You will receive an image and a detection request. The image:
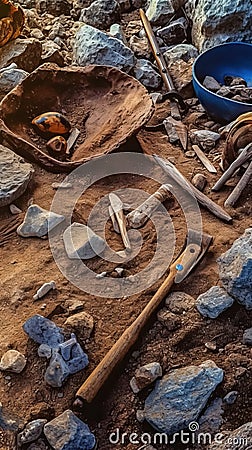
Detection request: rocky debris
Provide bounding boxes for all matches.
[192,173,207,191]
[157,309,181,330]
[17,205,65,238]
[80,0,120,29]
[208,422,252,449]
[35,0,72,16]
[198,397,224,434]
[0,350,27,373]
[164,43,198,64]
[157,17,188,45]
[130,362,162,393]
[187,0,252,51]
[73,24,135,73]
[17,419,47,446]
[243,328,252,346]
[27,439,49,450]
[189,129,220,152]
[0,38,42,72]
[23,314,65,348]
[45,333,89,387]
[63,222,106,260]
[143,360,224,434]
[223,391,238,405]
[66,300,85,314]
[164,116,181,144]
[146,0,178,26]
[64,311,94,340]
[196,286,234,319]
[205,341,217,352]
[44,410,96,450]
[168,58,194,98]
[129,35,152,59]
[218,228,252,310]
[41,41,65,66]
[0,145,33,208]
[109,24,127,44]
[0,64,28,95]
[165,291,195,314]
[133,59,161,89]
[33,281,56,301]
[203,76,221,93]
[0,402,19,431]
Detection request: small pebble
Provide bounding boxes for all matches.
[205,341,217,351]
[242,328,252,346]
[192,173,207,191]
[223,391,238,405]
[9,204,22,215]
[96,272,107,279]
[185,150,196,158]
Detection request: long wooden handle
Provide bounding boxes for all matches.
[76,263,177,403]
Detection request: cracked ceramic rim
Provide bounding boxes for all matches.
[49,152,202,298]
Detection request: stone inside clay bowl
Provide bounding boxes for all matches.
[0,63,153,172]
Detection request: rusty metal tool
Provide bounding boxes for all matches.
[109,193,131,252]
[139,8,188,151]
[73,229,212,409]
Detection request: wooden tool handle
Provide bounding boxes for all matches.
[212,143,252,191]
[224,160,252,207]
[76,263,178,403]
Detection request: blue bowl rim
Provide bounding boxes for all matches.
[192,42,252,108]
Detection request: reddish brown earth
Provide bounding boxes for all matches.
[0,100,251,450]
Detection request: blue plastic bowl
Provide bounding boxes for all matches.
[192,42,252,123]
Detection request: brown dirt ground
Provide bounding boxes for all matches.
[0,99,251,450]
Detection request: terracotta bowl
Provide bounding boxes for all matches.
[0,63,153,172]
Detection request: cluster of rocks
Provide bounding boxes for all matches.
[203,75,252,104]
[17,410,95,449]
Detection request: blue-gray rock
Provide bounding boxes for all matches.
[17,204,65,238]
[17,419,47,446]
[63,222,106,259]
[80,0,120,29]
[38,344,52,359]
[23,315,64,348]
[164,43,198,64]
[0,66,28,95]
[223,391,238,405]
[133,59,161,89]
[218,228,252,310]
[198,398,224,433]
[45,351,70,388]
[58,333,89,374]
[44,410,96,450]
[243,328,252,346]
[144,360,224,434]
[208,422,252,449]
[157,17,188,45]
[0,145,33,207]
[73,24,135,73]
[146,0,185,26]
[196,286,234,319]
[189,129,220,152]
[186,0,252,51]
[45,334,89,387]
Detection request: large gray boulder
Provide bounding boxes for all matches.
[186,0,252,51]
[44,410,96,450]
[73,24,135,73]
[143,360,223,434]
[80,0,120,29]
[146,0,186,26]
[218,228,252,310]
[0,145,33,207]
